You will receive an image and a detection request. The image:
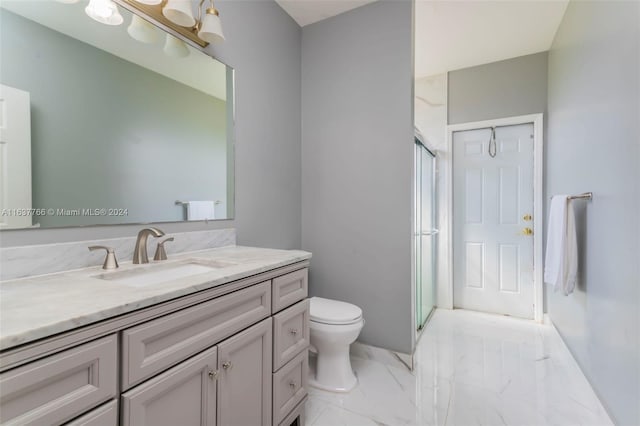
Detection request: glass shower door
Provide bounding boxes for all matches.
[415,140,437,330]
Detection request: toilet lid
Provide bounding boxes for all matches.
[310,297,363,325]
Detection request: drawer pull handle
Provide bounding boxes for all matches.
[208,370,219,380]
[289,329,299,336]
[289,380,297,389]
[222,361,233,370]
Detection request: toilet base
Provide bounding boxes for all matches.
[308,333,360,393]
[309,375,357,393]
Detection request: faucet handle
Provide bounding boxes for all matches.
[88,246,119,270]
[153,237,174,261]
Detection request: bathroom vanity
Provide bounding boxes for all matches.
[0,246,311,426]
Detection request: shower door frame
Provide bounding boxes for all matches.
[445,113,544,323]
[414,137,438,334]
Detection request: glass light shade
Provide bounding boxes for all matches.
[127,15,158,43]
[85,0,123,25]
[132,0,162,4]
[162,0,196,27]
[197,10,225,44]
[163,34,190,58]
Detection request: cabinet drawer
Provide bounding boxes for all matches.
[278,397,307,426]
[272,269,308,313]
[65,400,118,426]
[0,334,117,426]
[273,299,310,371]
[122,281,271,390]
[273,350,308,426]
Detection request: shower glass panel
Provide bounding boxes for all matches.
[415,139,437,330]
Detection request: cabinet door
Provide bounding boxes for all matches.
[217,318,272,426]
[121,346,217,426]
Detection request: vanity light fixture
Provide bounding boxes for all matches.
[85,0,124,25]
[125,0,224,46]
[197,0,225,44]
[127,14,159,43]
[163,33,190,58]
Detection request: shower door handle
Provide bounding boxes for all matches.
[421,229,439,236]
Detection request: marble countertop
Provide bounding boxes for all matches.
[0,246,311,350]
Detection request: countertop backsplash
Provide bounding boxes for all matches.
[0,228,236,281]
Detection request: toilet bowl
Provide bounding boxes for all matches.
[309,297,364,393]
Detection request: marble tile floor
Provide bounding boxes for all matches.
[305,309,613,426]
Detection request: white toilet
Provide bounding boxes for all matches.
[309,296,364,392]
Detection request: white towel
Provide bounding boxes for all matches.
[186,201,215,221]
[544,195,578,295]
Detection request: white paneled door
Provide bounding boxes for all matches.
[0,84,32,229]
[453,123,534,319]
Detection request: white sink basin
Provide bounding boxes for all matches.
[95,260,237,288]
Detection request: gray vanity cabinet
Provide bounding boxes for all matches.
[0,263,310,426]
[217,318,272,426]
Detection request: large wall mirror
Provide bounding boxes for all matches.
[0,0,235,230]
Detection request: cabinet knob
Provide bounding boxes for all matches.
[289,381,297,389]
[289,328,299,336]
[222,361,233,370]
[208,370,218,380]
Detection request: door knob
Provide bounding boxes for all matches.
[523,214,532,221]
[521,227,533,236]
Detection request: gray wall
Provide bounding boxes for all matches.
[0,0,302,249]
[546,1,639,424]
[1,11,227,227]
[301,1,414,354]
[448,52,548,124]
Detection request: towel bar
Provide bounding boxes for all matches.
[175,200,221,205]
[568,192,593,201]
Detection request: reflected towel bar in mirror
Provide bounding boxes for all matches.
[550,192,593,201]
[175,200,221,205]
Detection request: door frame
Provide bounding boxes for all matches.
[445,113,544,322]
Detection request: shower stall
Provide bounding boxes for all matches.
[414,135,437,331]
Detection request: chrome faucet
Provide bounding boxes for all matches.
[133,227,165,264]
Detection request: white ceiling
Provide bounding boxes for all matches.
[275,0,378,26]
[275,0,568,78]
[415,0,569,78]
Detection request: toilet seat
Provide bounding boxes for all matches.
[310,297,363,325]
